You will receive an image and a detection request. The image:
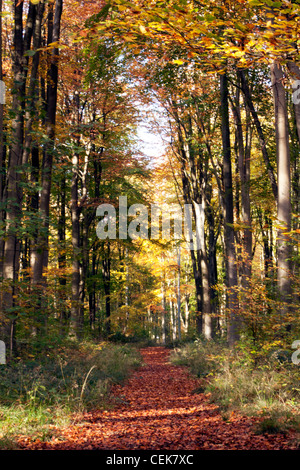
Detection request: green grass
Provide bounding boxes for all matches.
[169,338,224,378]
[0,341,142,449]
[170,339,300,439]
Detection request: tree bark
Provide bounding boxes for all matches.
[220,72,240,346]
[287,61,300,145]
[0,0,4,277]
[173,105,211,337]
[161,259,167,344]
[102,242,111,336]
[270,61,292,325]
[193,200,212,339]
[69,153,82,338]
[22,1,45,166]
[230,80,252,282]
[177,245,181,341]
[238,68,278,201]
[180,164,203,333]
[31,0,63,328]
[1,0,25,354]
[57,171,67,328]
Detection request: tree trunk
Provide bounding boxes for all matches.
[206,179,220,334]
[193,200,212,339]
[102,242,111,336]
[177,246,181,341]
[57,171,67,328]
[270,61,292,326]
[1,0,25,355]
[231,80,252,281]
[22,1,45,166]
[161,261,167,344]
[220,72,240,346]
[69,153,82,338]
[238,68,278,201]
[0,0,3,277]
[31,0,63,301]
[181,169,203,333]
[287,61,300,145]
[174,115,204,335]
[89,250,97,330]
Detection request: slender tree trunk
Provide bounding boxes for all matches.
[193,200,212,339]
[31,0,63,297]
[175,119,203,334]
[231,80,252,281]
[257,209,274,280]
[69,153,82,337]
[0,0,4,278]
[287,62,300,290]
[22,1,45,166]
[185,117,212,339]
[270,61,292,326]
[287,60,300,145]
[124,248,130,333]
[181,109,213,338]
[169,297,176,341]
[184,293,190,334]
[206,179,219,334]
[1,0,25,355]
[102,241,111,336]
[57,171,67,328]
[220,73,240,346]
[177,246,181,341]
[89,250,97,330]
[161,261,166,344]
[181,169,202,333]
[238,69,278,201]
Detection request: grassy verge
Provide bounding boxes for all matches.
[170,339,300,438]
[0,341,142,449]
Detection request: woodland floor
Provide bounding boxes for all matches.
[18,347,299,450]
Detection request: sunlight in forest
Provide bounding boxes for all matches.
[0,0,299,452]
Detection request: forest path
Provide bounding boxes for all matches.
[18,347,297,450]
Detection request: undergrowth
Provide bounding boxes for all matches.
[170,338,300,439]
[0,341,142,449]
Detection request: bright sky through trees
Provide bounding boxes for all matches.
[136,101,168,161]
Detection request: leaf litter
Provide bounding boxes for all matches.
[17,347,299,450]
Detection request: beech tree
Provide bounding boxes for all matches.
[92,0,299,343]
[0,0,299,355]
[30,0,63,334]
[271,61,292,323]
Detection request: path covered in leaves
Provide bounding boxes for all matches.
[19,347,298,450]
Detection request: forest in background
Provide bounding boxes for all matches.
[0,0,299,359]
[0,0,300,449]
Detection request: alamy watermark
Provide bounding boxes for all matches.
[0,80,5,105]
[292,80,300,105]
[292,340,300,365]
[96,197,201,250]
[0,341,6,365]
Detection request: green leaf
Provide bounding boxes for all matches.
[24,50,37,57]
[248,0,263,5]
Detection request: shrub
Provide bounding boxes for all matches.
[0,341,142,448]
[170,339,300,435]
[169,338,226,378]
